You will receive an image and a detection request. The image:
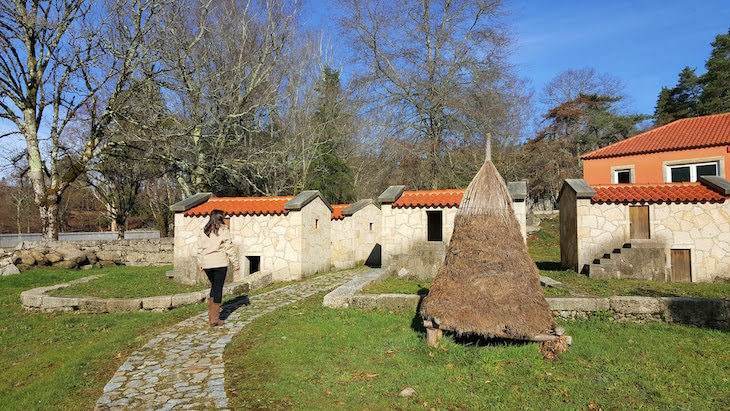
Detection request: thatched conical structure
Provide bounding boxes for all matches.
[420,151,557,341]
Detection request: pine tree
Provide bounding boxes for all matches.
[699,29,730,115]
[653,67,701,125]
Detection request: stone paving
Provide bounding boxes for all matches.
[95,268,363,411]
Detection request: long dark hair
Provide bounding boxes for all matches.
[203,209,226,237]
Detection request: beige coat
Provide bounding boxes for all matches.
[197,226,238,269]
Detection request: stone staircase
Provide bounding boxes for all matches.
[588,240,666,281]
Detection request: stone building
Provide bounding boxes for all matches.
[561,113,730,283]
[560,176,730,283]
[171,182,528,285]
[330,200,382,270]
[170,191,332,285]
[377,183,527,279]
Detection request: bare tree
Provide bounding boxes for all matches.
[144,0,302,198]
[338,0,519,189]
[0,0,164,239]
[538,67,626,111]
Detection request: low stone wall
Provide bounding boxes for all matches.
[548,296,730,329]
[20,271,273,313]
[7,238,174,271]
[324,270,730,329]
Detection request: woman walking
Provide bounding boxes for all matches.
[197,209,239,327]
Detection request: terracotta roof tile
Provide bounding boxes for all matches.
[183,196,294,217]
[392,189,465,208]
[582,112,730,160]
[591,183,727,204]
[331,204,351,221]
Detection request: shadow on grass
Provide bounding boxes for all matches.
[536,261,563,271]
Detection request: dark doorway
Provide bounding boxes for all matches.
[247,256,261,274]
[365,244,381,268]
[427,211,443,242]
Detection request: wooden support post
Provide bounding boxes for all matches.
[426,327,442,348]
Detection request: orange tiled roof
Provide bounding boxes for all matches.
[183,196,294,217]
[331,204,351,221]
[591,183,727,204]
[582,112,730,160]
[392,189,465,208]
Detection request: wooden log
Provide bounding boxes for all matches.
[426,327,442,348]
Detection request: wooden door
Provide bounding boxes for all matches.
[629,205,650,239]
[670,249,691,282]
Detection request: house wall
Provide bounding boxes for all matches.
[298,198,332,279]
[583,146,729,185]
[230,213,296,282]
[381,205,458,272]
[575,201,730,282]
[331,204,382,270]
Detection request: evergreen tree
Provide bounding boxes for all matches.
[653,67,701,125]
[699,29,730,115]
[305,67,357,204]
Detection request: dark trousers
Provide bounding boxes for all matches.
[204,266,227,304]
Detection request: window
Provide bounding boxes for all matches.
[369,222,373,231]
[615,169,631,184]
[667,161,719,182]
[247,256,260,274]
[611,166,634,184]
[427,211,443,242]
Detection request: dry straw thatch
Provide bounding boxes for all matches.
[420,157,557,341]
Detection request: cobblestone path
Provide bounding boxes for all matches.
[95,268,362,411]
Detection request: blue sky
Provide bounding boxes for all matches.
[506,0,730,116]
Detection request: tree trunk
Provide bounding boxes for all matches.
[39,202,60,241]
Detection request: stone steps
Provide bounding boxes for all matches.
[589,240,666,281]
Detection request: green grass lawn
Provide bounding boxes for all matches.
[0,268,205,411]
[46,265,203,298]
[225,293,730,410]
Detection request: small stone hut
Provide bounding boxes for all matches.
[378,182,527,279]
[330,200,382,270]
[171,191,332,285]
[559,176,730,282]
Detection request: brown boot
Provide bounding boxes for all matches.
[208,302,218,327]
[213,303,225,326]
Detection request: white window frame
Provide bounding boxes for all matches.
[610,165,635,184]
[666,161,720,183]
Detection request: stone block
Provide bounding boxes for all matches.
[96,250,122,263]
[107,298,142,312]
[45,252,63,263]
[125,252,145,262]
[350,294,377,310]
[43,296,78,309]
[84,251,98,264]
[376,294,421,311]
[546,297,610,312]
[20,290,43,307]
[30,250,49,265]
[1,264,20,276]
[224,282,250,296]
[610,296,665,315]
[78,298,108,314]
[171,292,204,307]
[53,260,78,269]
[97,260,117,268]
[244,271,273,292]
[662,297,727,326]
[142,295,173,310]
[19,252,36,266]
[56,245,88,264]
